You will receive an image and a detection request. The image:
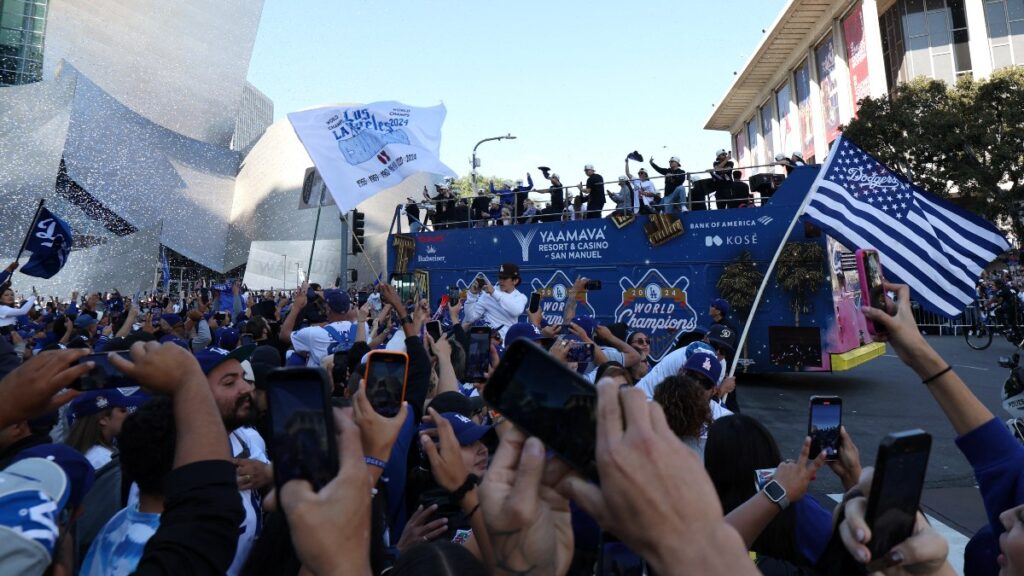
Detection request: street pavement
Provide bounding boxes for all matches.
[740,334,1018,574]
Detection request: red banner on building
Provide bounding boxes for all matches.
[795,61,815,161]
[816,36,841,144]
[844,3,871,116]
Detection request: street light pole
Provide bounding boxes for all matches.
[470,133,517,193]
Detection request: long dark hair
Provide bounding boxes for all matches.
[390,541,488,576]
[704,415,802,565]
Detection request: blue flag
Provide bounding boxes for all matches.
[21,207,73,279]
[802,135,1009,317]
[161,248,171,292]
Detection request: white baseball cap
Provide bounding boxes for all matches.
[584,164,594,170]
[775,153,787,162]
[669,156,680,164]
[618,175,628,182]
[549,173,560,180]
[716,149,728,156]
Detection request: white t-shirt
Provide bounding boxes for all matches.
[636,344,724,400]
[465,289,528,341]
[291,321,370,367]
[84,445,114,470]
[228,427,270,576]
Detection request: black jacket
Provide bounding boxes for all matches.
[133,460,244,576]
[649,160,686,197]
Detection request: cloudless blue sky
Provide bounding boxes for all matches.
[248,0,787,188]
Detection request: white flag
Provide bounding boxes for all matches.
[287,102,457,212]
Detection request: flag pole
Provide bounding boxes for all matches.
[15,198,46,262]
[307,188,325,278]
[727,138,843,380]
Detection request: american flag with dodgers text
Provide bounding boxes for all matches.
[801,135,1009,318]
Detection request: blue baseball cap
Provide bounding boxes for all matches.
[682,341,716,359]
[419,412,495,447]
[570,315,597,339]
[73,315,97,329]
[67,387,150,426]
[324,289,351,314]
[158,334,190,350]
[0,458,68,573]
[160,313,183,327]
[194,345,256,375]
[504,322,544,345]
[12,444,95,513]
[682,351,722,388]
[711,298,731,315]
[215,327,240,350]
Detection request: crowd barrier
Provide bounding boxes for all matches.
[912,302,981,336]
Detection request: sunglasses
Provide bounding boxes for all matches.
[498,275,514,280]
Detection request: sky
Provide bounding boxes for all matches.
[247,0,787,188]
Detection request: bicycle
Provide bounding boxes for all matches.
[964,304,1023,350]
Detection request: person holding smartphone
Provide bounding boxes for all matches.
[463,264,527,342]
[864,282,1024,575]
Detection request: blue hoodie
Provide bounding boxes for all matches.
[955,418,1024,575]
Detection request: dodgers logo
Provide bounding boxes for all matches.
[530,271,596,327]
[615,270,698,362]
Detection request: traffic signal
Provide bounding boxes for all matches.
[351,210,365,254]
[348,269,358,283]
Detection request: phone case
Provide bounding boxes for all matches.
[855,248,885,336]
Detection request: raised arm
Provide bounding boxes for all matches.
[862,282,992,435]
[649,158,668,175]
[279,281,309,346]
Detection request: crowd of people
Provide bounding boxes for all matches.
[976,266,1024,343]
[402,150,809,231]
[1,253,1023,576]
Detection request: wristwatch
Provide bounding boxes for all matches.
[762,480,790,510]
[401,314,413,325]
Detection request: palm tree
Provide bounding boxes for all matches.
[775,242,826,326]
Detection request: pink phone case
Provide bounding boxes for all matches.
[855,248,886,335]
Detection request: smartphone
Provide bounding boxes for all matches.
[856,249,888,335]
[483,339,599,482]
[422,320,441,342]
[240,333,255,346]
[363,350,409,417]
[584,279,603,290]
[528,292,541,314]
[358,292,369,306]
[75,352,135,390]
[266,367,338,493]
[808,396,842,461]
[864,429,932,570]
[448,287,463,302]
[466,326,493,383]
[566,341,595,365]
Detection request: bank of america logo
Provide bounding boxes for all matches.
[511,228,538,262]
[757,216,773,225]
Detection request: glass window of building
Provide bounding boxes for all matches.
[880,0,971,86]
[746,119,760,167]
[0,0,49,86]
[794,60,815,162]
[760,102,775,163]
[984,0,1024,68]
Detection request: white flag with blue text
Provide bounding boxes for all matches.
[288,102,457,212]
[802,135,1008,318]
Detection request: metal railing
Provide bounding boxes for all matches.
[912,302,983,336]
